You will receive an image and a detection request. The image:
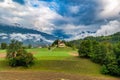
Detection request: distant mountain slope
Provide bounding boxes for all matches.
[0,24,58,46]
[84,32,120,43]
[68,32,120,48]
[0,24,57,40]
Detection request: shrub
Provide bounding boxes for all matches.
[101,65,109,74]
[6,40,34,67]
[1,42,7,49]
[28,44,32,49]
[106,62,120,76]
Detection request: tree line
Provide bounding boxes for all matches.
[68,32,120,48]
[78,40,120,76]
[66,32,120,76]
[0,42,32,50]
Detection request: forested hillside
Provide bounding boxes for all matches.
[67,32,120,76]
[67,32,120,48]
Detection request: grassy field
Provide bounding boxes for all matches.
[0,47,101,76]
[0,47,118,80]
[27,47,74,60]
[0,50,6,53]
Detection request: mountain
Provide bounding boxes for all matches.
[84,32,120,43]
[0,24,58,46]
[67,32,120,48]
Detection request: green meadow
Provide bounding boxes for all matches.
[0,47,103,77]
[0,50,6,53]
[28,48,102,76]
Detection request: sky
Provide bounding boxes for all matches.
[0,0,120,40]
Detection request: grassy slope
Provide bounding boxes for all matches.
[0,50,6,53]
[0,47,102,76]
[27,47,73,60]
[27,48,101,76]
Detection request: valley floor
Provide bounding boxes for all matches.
[0,48,119,80]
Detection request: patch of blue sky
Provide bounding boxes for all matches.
[12,0,25,5]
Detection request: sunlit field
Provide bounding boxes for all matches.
[0,47,119,80]
[0,48,101,75]
[0,47,101,76]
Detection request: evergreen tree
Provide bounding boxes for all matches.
[78,40,92,58]
[1,42,7,49]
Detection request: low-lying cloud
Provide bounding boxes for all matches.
[0,33,53,43]
[96,20,120,36]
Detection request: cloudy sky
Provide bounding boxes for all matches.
[0,0,120,40]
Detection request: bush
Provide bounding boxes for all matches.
[101,65,109,74]
[6,40,34,67]
[1,42,7,49]
[106,62,120,76]
[28,44,32,49]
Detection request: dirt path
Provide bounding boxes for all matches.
[0,53,6,58]
[0,71,119,80]
[69,52,79,57]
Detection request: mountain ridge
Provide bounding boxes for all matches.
[0,24,58,46]
[67,32,120,48]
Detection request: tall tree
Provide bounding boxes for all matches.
[78,40,92,58]
[1,42,7,49]
[6,40,34,67]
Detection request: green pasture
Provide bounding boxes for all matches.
[27,47,75,60]
[0,47,105,76]
[0,50,6,53]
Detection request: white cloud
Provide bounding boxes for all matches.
[65,32,95,41]
[98,0,120,19]
[61,24,97,35]
[69,6,80,14]
[0,0,62,34]
[59,24,97,40]
[0,0,120,41]
[64,20,120,40]
[96,20,120,36]
[10,33,27,41]
[0,33,8,39]
[1,36,8,39]
[0,33,7,36]
[9,33,53,43]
